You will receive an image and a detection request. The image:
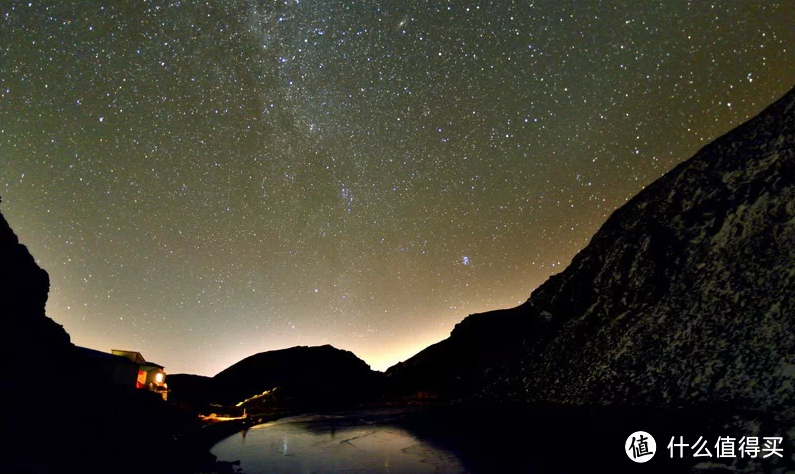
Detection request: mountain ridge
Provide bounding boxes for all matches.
[386,85,795,413]
[169,343,382,407]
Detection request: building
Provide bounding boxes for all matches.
[112,350,168,400]
[73,347,168,400]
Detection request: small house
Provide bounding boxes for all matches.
[112,349,168,399]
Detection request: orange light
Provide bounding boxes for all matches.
[199,413,248,422]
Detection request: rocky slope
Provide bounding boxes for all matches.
[0,197,73,380]
[384,306,537,397]
[170,344,383,407]
[386,85,795,413]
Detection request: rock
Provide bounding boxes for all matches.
[386,86,795,414]
[0,197,72,387]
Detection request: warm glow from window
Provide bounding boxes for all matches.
[155,372,164,384]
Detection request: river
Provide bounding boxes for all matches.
[210,404,777,473]
[212,410,467,473]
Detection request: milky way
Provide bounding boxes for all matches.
[1,1,792,375]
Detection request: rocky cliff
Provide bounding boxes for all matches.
[0,200,238,474]
[0,198,72,386]
[387,86,795,413]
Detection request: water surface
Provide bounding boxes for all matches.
[211,404,758,473]
[211,410,469,473]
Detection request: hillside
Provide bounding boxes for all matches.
[386,86,795,415]
[170,344,382,408]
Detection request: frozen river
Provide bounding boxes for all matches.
[210,404,745,473]
[211,410,469,473]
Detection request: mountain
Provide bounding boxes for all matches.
[386,85,795,413]
[0,201,239,474]
[0,197,73,381]
[169,344,382,408]
[383,307,540,398]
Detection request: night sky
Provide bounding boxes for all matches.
[1,1,792,376]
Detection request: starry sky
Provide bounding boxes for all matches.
[1,1,792,376]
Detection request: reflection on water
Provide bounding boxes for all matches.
[211,410,469,474]
[211,404,751,473]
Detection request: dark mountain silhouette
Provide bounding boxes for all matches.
[169,344,382,408]
[383,308,540,398]
[0,198,72,380]
[0,200,237,474]
[167,373,220,406]
[386,86,795,415]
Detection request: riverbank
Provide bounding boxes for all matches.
[180,410,292,453]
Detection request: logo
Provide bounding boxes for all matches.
[626,431,656,463]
